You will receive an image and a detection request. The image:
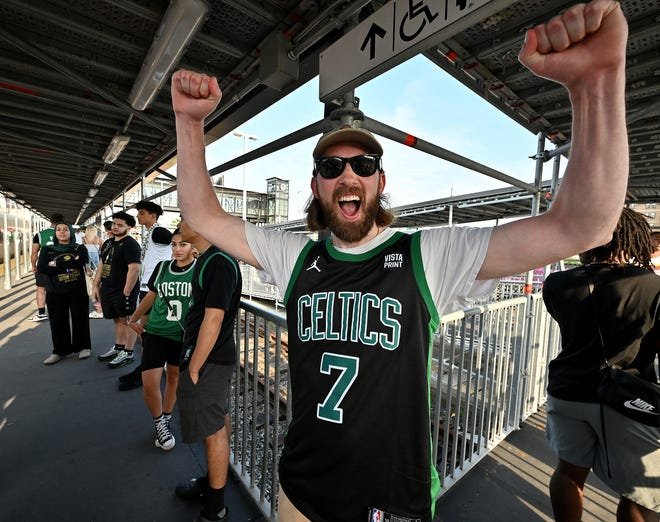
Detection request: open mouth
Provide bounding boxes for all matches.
[338,194,361,219]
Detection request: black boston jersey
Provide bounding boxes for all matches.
[281,231,440,522]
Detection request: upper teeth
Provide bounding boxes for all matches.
[339,195,360,202]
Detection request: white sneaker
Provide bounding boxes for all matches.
[29,313,48,322]
[43,354,63,365]
[97,347,120,361]
[88,310,104,319]
[78,349,92,360]
[155,417,175,451]
[107,349,134,368]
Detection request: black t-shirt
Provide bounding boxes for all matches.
[100,238,113,262]
[151,226,172,246]
[543,263,660,402]
[99,235,141,293]
[36,244,88,294]
[183,246,242,365]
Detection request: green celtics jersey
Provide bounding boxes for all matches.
[37,228,55,247]
[145,259,196,341]
[281,232,440,522]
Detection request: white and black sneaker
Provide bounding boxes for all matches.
[97,346,120,361]
[107,350,134,368]
[155,417,175,451]
[29,313,48,322]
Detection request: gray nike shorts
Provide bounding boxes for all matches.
[546,395,660,512]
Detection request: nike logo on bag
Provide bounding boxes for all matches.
[623,399,658,414]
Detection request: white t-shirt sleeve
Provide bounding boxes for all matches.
[420,226,497,316]
[244,223,309,292]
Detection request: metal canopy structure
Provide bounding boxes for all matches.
[0,0,658,224]
[267,181,554,231]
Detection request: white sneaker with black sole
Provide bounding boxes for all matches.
[155,417,175,451]
[97,347,120,361]
[107,349,134,368]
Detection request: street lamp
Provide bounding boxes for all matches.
[233,130,258,220]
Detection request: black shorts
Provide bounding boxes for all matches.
[177,363,233,443]
[100,289,138,319]
[140,332,182,371]
[34,272,49,288]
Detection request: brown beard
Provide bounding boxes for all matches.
[319,186,382,243]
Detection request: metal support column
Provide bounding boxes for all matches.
[518,131,547,425]
[14,207,21,279]
[3,196,11,290]
[523,133,546,292]
[23,207,30,273]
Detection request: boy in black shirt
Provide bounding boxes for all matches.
[93,211,141,368]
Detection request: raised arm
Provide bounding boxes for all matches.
[478,0,628,280]
[171,70,261,268]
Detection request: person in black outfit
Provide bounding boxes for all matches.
[543,208,660,522]
[174,219,242,522]
[93,211,142,368]
[38,221,91,364]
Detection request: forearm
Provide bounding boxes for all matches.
[481,72,628,280]
[549,67,628,250]
[172,70,260,267]
[129,292,156,322]
[93,262,103,287]
[123,265,140,295]
[175,117,222,233]
[188,309,223,373]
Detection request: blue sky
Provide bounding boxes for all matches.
[198,54,558,220]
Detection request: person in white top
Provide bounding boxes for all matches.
[135,201,173,294]
[171,1,630,519]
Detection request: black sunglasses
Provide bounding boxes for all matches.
[314,154,382,179]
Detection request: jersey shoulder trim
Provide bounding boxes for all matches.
[283,239,316,306]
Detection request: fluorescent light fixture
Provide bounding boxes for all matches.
[128,0,210,110]
[103,135,130,164]
[93,170,108,186]
[88,187,99,197]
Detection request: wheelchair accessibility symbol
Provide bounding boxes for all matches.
[399,0,439,42]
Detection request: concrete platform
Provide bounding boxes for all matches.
[0,275,619,521]
[0,276,262,522]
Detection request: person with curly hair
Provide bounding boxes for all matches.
[543,207,660,521]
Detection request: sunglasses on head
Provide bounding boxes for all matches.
[313,154,382,179]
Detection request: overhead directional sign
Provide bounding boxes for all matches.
[319,0,515,102]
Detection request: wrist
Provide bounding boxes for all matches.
[174,113,206,128]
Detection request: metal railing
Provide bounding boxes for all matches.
[228,293,561,520]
